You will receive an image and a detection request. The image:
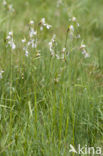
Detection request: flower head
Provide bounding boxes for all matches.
[6,32,16,50]
[0,70,4,79]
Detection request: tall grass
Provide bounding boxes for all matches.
[0,0,103,155]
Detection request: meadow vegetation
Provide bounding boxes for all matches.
[0,0,103,155]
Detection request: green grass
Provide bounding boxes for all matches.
[0,0,103,155]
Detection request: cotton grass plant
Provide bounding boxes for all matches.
[0,0,103,155]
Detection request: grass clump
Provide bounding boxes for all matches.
[0,0,103,155]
